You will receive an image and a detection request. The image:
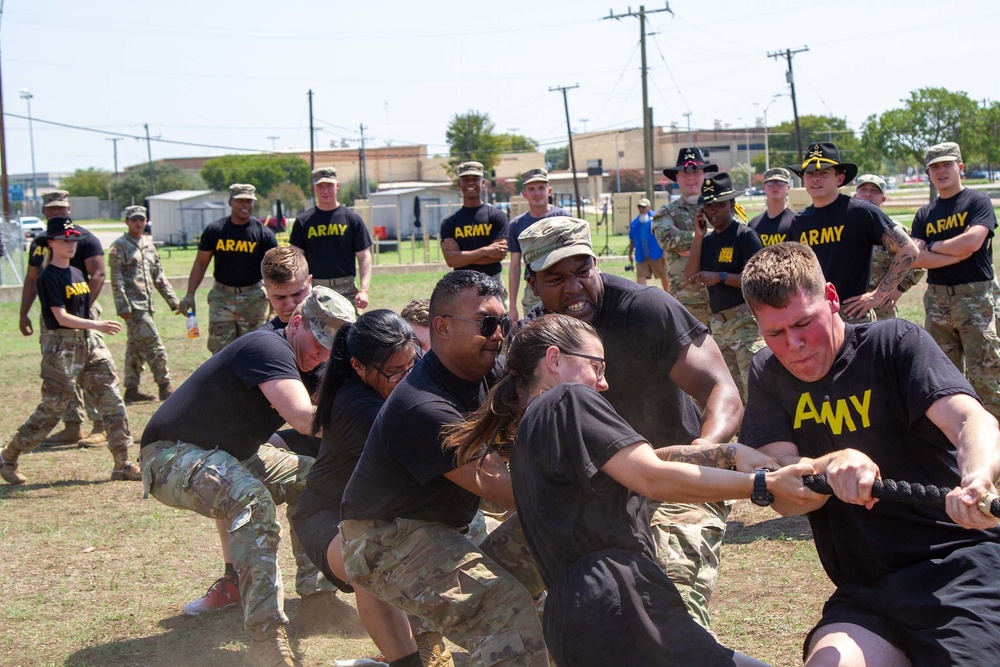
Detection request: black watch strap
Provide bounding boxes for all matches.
[751,468,775,506]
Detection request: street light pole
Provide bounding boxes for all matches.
[19,88,37,207]
[754,93,784,173]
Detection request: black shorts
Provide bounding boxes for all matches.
[544,548,736,667]
[806,542,1000,666]
[291,488,353,593]
[273,428,320,458]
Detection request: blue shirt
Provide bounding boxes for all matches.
[629,215,663,262]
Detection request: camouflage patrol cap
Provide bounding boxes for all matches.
[457,161,485,179]
[519,216,595,272]
[855,174,886,194]
[43,190,70,208]
[300,286,356,349]
[229,184,257,200]
[312,167,338,185]
[124,205,147,220]
[763,167,792,184]
[924,142,962,171]
[521,167,549,185]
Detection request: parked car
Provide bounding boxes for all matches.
[744,188,765,197]
[20,216,45,239]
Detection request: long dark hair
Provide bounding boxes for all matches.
[312,309,420,435]
[443,313,599,464]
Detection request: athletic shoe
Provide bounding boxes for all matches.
[183,574,240,616]
[245,623,300,667]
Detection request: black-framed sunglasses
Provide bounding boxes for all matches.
[371,355,421,384]
[559,350,606,381]
[442,314,512,338]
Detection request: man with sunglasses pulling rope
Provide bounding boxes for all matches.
[340,270,550,666]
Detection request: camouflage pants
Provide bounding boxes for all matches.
[9,330,131,457]
[123,310,171,390]
[39,326,101,425]
[647,500,730,632]
[207,286,269,355]
[141,441,322,630]
[924,286,1000,418]
[665,254,711,326]
[341,513,550,666]
[710,306,767,404]
[520,281,540,315]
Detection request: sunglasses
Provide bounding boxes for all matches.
[442,314,512,338]
[559,350,606,381]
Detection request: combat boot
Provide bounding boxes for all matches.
[42,421,83,446]
[245,624,300,667]
[158,383,174,401]
[0,447,26,485]
[110,450,142,482]
[415,630,454,667]
[124,387,156,404]
[78,421,108,448]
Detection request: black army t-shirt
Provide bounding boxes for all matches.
[699,221,763,313]
[29,226,103,274]
[440,205,509,276]
[37,265,91,330]
[789,194,893,300]
[512,383,650,587]
[340,350,486,528]
[289,206,372,279]
[749,208,795,246]
[198,217,277,287]
[741,320,999,586]
[305,375,385,512]
[142,328,303,460]
[911,188,996,286]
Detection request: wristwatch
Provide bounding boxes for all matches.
[751,468,774,506]
[719,272,728,283]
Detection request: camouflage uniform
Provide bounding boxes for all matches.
[207,285,269,355]
[141,441,314,631]
[7,330,131,459]
[924,285,1000,418]
[868,242,926,321]
[709,304,766,404]
[652,198,711,325]
[341,513,549,667]
[108,233,181,391]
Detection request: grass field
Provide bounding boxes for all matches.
[0,220,995,666]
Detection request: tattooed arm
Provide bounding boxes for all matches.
[653,441,778,473]
[842,225,919,317]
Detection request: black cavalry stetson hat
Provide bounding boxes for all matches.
[788,142,858,183]
[36,216,90,247]
[696,173,741,205]
[663,147,719,181]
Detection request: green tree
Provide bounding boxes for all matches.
[339,178,379,207]
[201,154,311,197]
[259,182,307,220]
[496,133,539,154]
[110,163,205,206]
[445,111,503,177]
[970,100,1000,177]
[63,167,114,199]
[545,146,569,171]
[607,169,645,193]
[492,178,516,200]
[764,115,860,172]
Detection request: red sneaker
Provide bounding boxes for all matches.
[183,575,240,616]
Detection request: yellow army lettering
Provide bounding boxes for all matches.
[306,224,349,238]
[717,247,734,263]
[32,245,46,258]
[454,223,493,239]
[925,211,968,237]
[760,233,786,246]
[793,390,871,435]
[798,225,845,246]
[65,281,91,299]
[215,239,259,253]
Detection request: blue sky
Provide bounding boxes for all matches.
[4,0,997,173]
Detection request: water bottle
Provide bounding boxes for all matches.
[185,309,200,338]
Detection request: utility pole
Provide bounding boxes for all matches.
[359,123,368,198]
[0,52,11,222]
[768,46,809,163]
[144,123,155,197]
[385,102,393,189]
[604,3,672,200]
[106,137,122,175]
[267,135,279,151]
[683,111,692,148]
[307,89,316,171]
[549,84,583,219]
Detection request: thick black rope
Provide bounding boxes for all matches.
[802,474,1000,518]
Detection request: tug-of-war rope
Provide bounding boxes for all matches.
[801,474,1000,520]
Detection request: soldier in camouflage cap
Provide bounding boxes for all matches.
[108,205,182,404]
[513,213,751,632]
